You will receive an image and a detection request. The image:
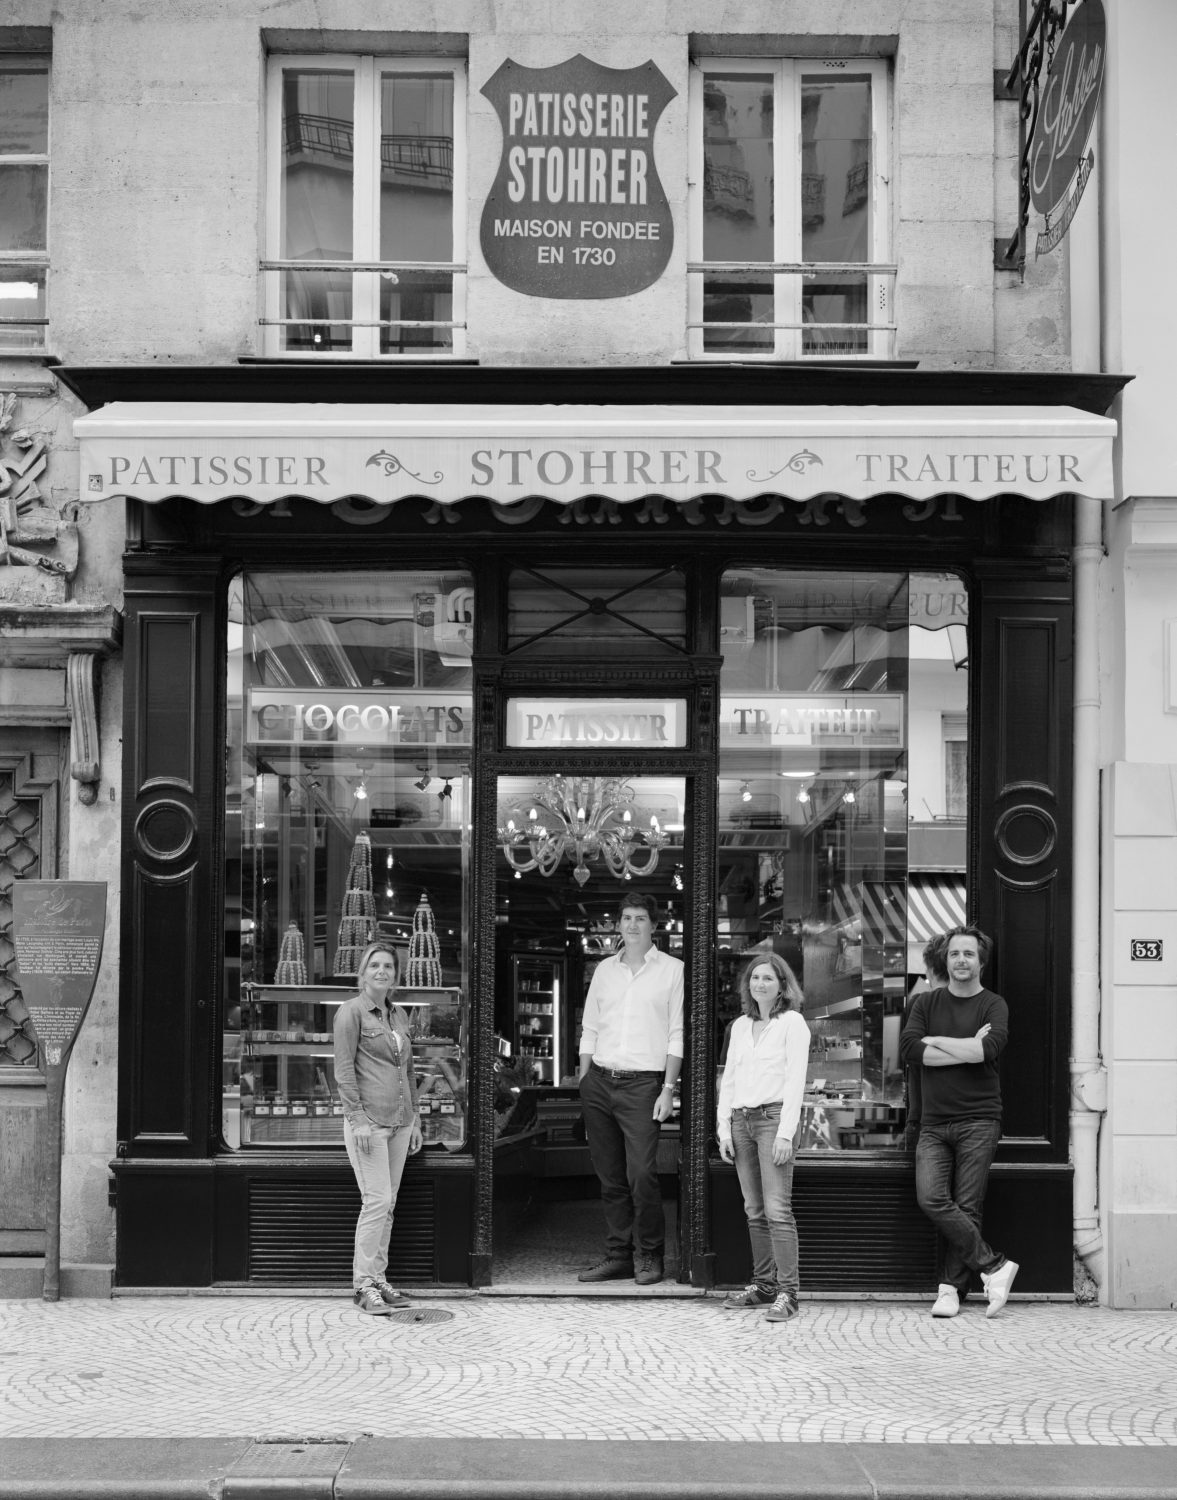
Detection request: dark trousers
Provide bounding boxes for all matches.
[915,1116,1004,1295]
[578,1065,664,1259]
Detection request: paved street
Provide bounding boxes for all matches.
[3,1293,1176,1446]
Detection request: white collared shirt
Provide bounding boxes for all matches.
[578,945,684,1072]
[717,1010,811,1143]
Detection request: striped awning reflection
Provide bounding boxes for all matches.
[829,876,964,946]
[907,874,966,944]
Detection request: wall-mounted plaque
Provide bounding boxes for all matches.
[480,54,676,299]
[13,881,106,1070]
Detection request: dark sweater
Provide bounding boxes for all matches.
[898,987,1008,1127]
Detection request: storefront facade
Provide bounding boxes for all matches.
[60,365,1117,1292]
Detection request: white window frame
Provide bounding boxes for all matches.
[687,57,892,362]
[0,54,50,355]
[262,54,467,360]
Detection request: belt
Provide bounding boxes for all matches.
[591,1061,662,1081]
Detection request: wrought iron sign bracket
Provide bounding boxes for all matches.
[999,0,1079,279]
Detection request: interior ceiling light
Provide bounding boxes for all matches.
[843,785,857,804]
[796,785,811,804]
[414,773,431,792]
[740,782,753,803]
[498,775,666,886]
[438,778,453,801]
[353,776,368,801]
[780,769,817,779]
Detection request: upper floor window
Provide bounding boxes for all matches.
[0,56,49,353]
[688,58,891,361]
[263,55,466,359]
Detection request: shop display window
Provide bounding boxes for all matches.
[222,570,473,1151]
[716,568,969,1152]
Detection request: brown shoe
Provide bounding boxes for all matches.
[634,1252,664,1286]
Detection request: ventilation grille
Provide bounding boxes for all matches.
[793,1173,938,1291]
[248,1175,438,1283]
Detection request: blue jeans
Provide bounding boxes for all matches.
[343,1119,413,1289]
[731,1104,799,1298]
[579,1065,665,1259]
[914,1116,1004,1295]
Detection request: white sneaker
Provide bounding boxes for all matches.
[931,1283,960,1318]
[982,1258,1019,1318]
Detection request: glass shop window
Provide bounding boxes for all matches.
[222,570,474,1152]
[716,568,969,1153]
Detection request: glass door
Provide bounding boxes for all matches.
[490,772,687,1286]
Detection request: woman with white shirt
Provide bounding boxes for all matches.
[717,952,811,1323]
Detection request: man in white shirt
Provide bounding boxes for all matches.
[577,894,684,1286]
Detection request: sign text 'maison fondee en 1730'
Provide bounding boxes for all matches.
[479,55,676,299]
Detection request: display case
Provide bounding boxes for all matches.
[225,983,466,1149]
[511,954,564,1085]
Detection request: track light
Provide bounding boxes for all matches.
[438,779,453,801]
[414,773,431,792]
[740,782,753,803]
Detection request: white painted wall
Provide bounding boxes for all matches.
[1098,0,1177,1307]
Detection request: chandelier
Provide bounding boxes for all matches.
[498,776,667,886]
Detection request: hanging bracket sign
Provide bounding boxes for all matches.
[480,54,676,298]
[1028,0,1105,257]
[12,880,107,1301]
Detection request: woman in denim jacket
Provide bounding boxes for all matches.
[717,952,811,1324]
[333,941,422,1315]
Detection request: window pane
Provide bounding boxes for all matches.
[280,267,352,353]
[282,70,354,261]
[507,566,687,657]
[0,165,46,251]
[800,76,870,264]
[379,73,454,261]
[224,570,474,1152]
[803,273,868,356]
[0,264,45,347]
[0,63,48,154]
[380,267,453,353]
[702,74,774,264]
[718,568,967,1155]
[702,271,774,354]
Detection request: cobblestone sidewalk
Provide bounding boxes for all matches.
[2,1296,1176,1446]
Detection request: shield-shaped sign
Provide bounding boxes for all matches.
[480,55,676,299]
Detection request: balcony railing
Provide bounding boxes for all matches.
[687,260,897,361]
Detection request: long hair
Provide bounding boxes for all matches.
[355,941,399,989]
[738,951,804,1017]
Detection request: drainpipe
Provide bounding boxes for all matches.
[1071,492,1108,1293]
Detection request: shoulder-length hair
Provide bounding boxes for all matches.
[355,941,399,988]
[738,951,804,1017]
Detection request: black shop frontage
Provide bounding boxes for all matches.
[63,364,1122,1293]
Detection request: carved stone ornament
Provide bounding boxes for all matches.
[0,392,79,605]
[67,651,102,805]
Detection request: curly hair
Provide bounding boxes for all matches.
[738,951,804,1017]
[943,925,993,970]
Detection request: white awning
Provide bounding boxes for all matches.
[74,402,1117,507]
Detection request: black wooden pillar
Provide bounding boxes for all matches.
[971,561,1074,1286]
[114,555,224,1283]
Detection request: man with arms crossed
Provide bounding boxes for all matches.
[577,893,684,1287]
[899,925,1018,1318]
